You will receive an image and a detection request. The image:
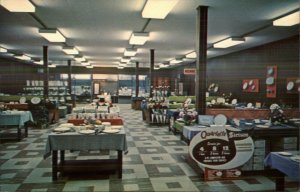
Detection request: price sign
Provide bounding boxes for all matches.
[189,126,254,178]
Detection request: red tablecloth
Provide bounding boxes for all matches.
[68,118,123,125]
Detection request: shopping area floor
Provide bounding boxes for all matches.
[0,104,299,192]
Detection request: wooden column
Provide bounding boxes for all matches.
[195,6,208,115]
[135,61,139,98]
[150,49,154,98]
[43,45,49,100]
[67,60,72,95]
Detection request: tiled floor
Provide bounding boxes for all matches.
[0,104,299,191]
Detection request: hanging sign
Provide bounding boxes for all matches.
[189,126,254,180]
[184,68,196,75]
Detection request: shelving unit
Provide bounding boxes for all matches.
[23,80,71,102]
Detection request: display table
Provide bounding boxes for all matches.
[264,151,300,191]
[44,129,127,181]
[0,111,33,141]
[67,118,123,126]
[6,103,29,110]
[206,108,299,119]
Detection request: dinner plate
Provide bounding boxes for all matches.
[211,99,216,104]
[31,97,41,104]
[247,103,253,108]
[102,129,120,134]
[266,77,274,85]
[278,152,292,156]
[286,81,294,91]
[251,85,256,90]
[53,127,71,132]
[60,123,73,127]
[256,124,270,129]
[214,86,219,92]
[248,80,253,86]
[102,122,111,126]
[231,99,237,105]
[19,97,26,104]
[290,156,300,163]
[267,67,273,75]
[111,125,123,129]
[79,130,95,134]
[217,97,225,104]
[243,82,248,90]
[214,114,227,125]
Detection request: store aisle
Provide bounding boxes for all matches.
[0,104,299,191]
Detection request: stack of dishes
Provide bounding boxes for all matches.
[53,127,71,133]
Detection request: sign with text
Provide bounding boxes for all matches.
[189,126,254,180]
[184,68,196,75]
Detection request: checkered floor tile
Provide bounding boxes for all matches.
[0,104,299,191]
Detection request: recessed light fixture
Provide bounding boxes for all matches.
[15,54,31,61]
[129,32,149,45]
[273,11,300,26]
[74,56,86,62]
[142,0,179,19]
[62,46,79,55]
[124,48,137,56]
[0,0,35,12]
[39,28,66,43]
[186,51,197,59]
[213,37,245,48]
[86,65,93,69]
[0,46,7,53]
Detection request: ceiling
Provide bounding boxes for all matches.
[0,0,298,68]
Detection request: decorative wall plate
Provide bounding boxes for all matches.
[286,81,294,91]
[213,114,227,125]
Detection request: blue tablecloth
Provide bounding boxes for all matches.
[264,151,300,180]
[44,128,128,159]
[183,125,204,140]
[0,111,33,128]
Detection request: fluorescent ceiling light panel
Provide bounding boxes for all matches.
[273,11,300,26]
[121,57,131,63]
[124,48,137,56]
[81,61,90,66]
[129,32,149,45]
[142,0,179,19]
[186,51,197,59]
[0,0,35,12]
[34,60,43,65]
[48,64,56,68]
[74,56,86,62]
[39,29,66,43]
[15,54,31,61]
[213,37,245,48]
[119,62,127,67]
[0,47,7,53]
[170,58,182,64]
[62,46,79,55]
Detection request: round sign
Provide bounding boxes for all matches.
[189,126,254,170]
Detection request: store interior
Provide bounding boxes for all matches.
[0,0,299,191]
